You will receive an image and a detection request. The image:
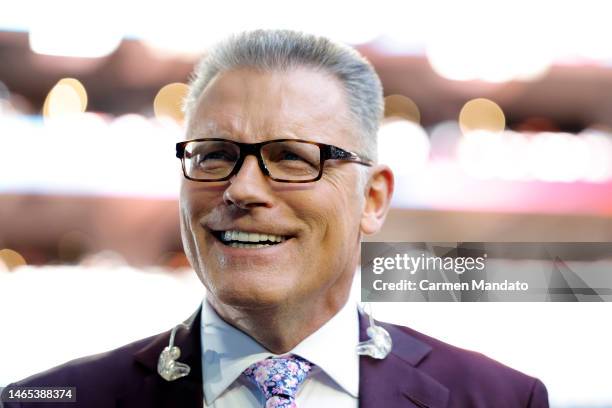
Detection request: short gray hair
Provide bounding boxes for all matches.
[183,29,384,161]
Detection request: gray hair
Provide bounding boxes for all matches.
[183,29,384,161]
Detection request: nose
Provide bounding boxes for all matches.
[223,155,273,209]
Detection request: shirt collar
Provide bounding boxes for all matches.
[200,298,360,404]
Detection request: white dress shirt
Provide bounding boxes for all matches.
[200,298,360,407]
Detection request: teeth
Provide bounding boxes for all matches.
[221,230,285,243]
[229,242,273,249]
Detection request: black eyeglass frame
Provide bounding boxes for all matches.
[176,138,373,183]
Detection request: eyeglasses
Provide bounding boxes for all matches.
[176,138,373,183]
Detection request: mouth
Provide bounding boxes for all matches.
[211,229,290,249]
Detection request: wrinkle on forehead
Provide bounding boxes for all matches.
[185,67,356,145]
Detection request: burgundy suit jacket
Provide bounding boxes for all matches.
[3,308,548,407]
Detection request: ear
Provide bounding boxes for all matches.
[360,164,394,235]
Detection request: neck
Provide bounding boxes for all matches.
[208,292,350,354]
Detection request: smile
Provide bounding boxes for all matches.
[213,230,288,249]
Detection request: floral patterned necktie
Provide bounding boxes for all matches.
[243,355,313,408]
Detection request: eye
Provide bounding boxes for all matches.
[276,150,318,169]
[262,141,320,172]
[201,150,235,161]
[279,151,306,161]
[193,149,237,172]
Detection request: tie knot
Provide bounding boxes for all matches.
[243,355,313,407]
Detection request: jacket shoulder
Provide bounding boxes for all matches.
[388,322,549,407]
[5,331,168,407]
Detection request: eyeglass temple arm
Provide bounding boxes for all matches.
[327,145,373,166]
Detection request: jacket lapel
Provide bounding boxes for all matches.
[117,306,449,408]
[118,307,204,408]
[358,313,449,408]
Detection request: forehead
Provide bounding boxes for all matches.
[186,67,354,143]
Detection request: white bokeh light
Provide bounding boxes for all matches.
[423,1,552,83]
[580,130,612,183]
[378,119,430,176]
[528,132,590,183]
[28,2,123,58]
[457,130,506,180]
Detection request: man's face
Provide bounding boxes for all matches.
[180,67,367,312]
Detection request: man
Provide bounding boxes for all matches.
[4,30,548,407]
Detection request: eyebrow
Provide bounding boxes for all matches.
[186,120,311,143]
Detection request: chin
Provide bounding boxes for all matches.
[210,278,297,309]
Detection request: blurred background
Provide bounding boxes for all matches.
[1,1,611,406]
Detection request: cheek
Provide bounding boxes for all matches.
[179,198,202,271]
[324,172,364,223]
[179,184,217,271]
[293,175,362,249]
[180,182,225,222]
[179,197,200,249]
[180,182,203,217]
[179,197,200,242]
[324,175,364,254]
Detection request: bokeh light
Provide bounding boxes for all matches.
[0,249,26,271]
[43,78,87,120]
[457,130,532,181]
[424,2,552,83]
[384,94,421,124]
[28,3,122,58]
[153,82,189,124]
[496,131,531,181]
[581,130,612,183]
[457,130,505,180]
[528,132,590,183]
[378,119,430,175]
[429,121,462,160]
[459,98,505,135]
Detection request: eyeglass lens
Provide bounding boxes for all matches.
[183,140,321,181]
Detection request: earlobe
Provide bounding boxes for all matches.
[360,165,394,235]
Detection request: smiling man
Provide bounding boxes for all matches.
[178,64,380,355]
[4,30,548,408]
